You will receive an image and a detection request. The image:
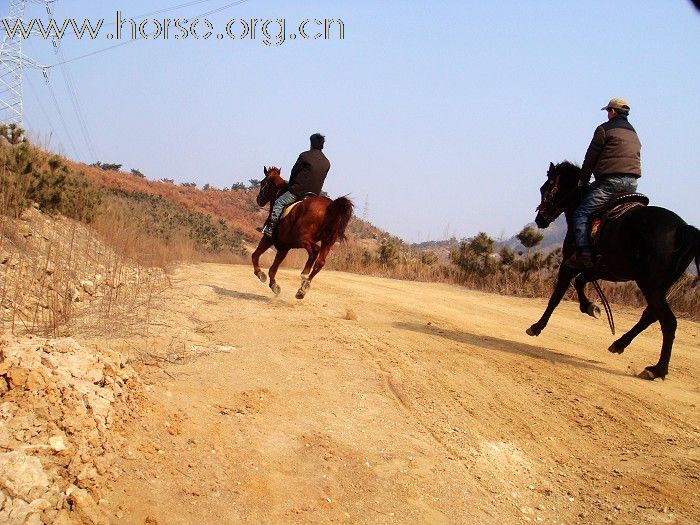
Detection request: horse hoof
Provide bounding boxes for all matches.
[270,283,281,296]
[257,272,267,283]
[608,343,624,354]
[526,326,540,337]
[637,369,656,381]
[587,304,601,318]
[295,291,306,300]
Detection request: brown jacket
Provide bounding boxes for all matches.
[580,115,641,184]
[288,148,330,197]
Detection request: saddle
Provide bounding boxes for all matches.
[280,200,302,220]
[590,192,649,247]
[279,193,317,220]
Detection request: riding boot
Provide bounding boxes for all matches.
[566,247,594,270]
[256,220,269,233]
[261,221,276,237]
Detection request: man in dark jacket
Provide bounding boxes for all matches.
[567,98,642,269]
[261,133,331,237]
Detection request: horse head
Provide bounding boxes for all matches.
[257,166,285,207]
[535,161,583,228]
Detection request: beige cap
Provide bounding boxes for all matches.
[601,98,630,112]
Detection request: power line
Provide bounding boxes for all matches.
[102,0,222,27]
[6,0,250,157]
[42,69,79,158]
[25,71,59,143]
[47,0,251,68]
[55,50,96,160]
[46,1,97,161]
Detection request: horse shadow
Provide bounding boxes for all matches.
[209,285,271,303]
[393,321,631,378]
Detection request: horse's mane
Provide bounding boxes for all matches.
[555,160,582,184]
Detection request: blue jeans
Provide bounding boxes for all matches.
[573,175,638,247]
[269,191,300,226]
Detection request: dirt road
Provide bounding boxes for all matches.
[98,264,700,524]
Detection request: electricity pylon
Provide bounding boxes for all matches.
[0,0,29,126]
[0,0,53,127]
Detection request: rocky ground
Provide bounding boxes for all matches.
[0,336,143,524]
[1,207,164,524]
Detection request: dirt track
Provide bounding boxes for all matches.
[99,264,700,524]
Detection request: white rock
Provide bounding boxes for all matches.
[49,435,66,452]
[0,451,50,502]
[80,280,96,296]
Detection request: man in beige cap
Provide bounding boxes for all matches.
[567,98,642,269]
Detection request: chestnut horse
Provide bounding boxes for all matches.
[252,166,353,299]
[528,161,700,380]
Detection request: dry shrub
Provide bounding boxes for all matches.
[328,238,699,322]
[0,208,170,336]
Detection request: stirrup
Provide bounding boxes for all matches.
[261,224,274,237]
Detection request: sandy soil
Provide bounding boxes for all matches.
[96,263,699,525]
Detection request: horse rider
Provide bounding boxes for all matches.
[566,98,642,270]
[260,133,331,237]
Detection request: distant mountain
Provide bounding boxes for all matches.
[412,215,568,257]
[498,215,568,254]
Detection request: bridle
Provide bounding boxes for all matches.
[536,171,582,222]
[536,173,561,222]
[257,176,274,206]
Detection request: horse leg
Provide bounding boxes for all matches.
[608,306,657,355]
[268,248,289,296]
[526,264,578,336]
[637,290,676,380]
[296,244,332,300]
[574,274,600,318]
[252,236,274,283]
[296,243,320,299]
[300,242,320,283]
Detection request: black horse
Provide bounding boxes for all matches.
[527,161,699,380]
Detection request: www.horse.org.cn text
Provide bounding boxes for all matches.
[1,13,345,47]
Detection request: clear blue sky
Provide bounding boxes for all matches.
[6,0,700,242]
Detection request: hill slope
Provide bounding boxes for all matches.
[75,162,386,247]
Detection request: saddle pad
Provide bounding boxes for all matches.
[280,200,303,220]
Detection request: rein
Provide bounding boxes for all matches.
[591,279,615,335]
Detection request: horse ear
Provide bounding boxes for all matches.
[549,162,555,170]
[263,166,268,176]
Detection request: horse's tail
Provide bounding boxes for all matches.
[322,196,354,245]
[676,224,700,283]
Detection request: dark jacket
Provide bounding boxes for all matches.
[580,115,641,184]
[287,148,330,197]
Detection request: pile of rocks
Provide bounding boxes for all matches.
[0,336,141,524]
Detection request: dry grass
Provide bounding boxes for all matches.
[327,239,700,322]
[0,138,249,337]
[0,206,169,337]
